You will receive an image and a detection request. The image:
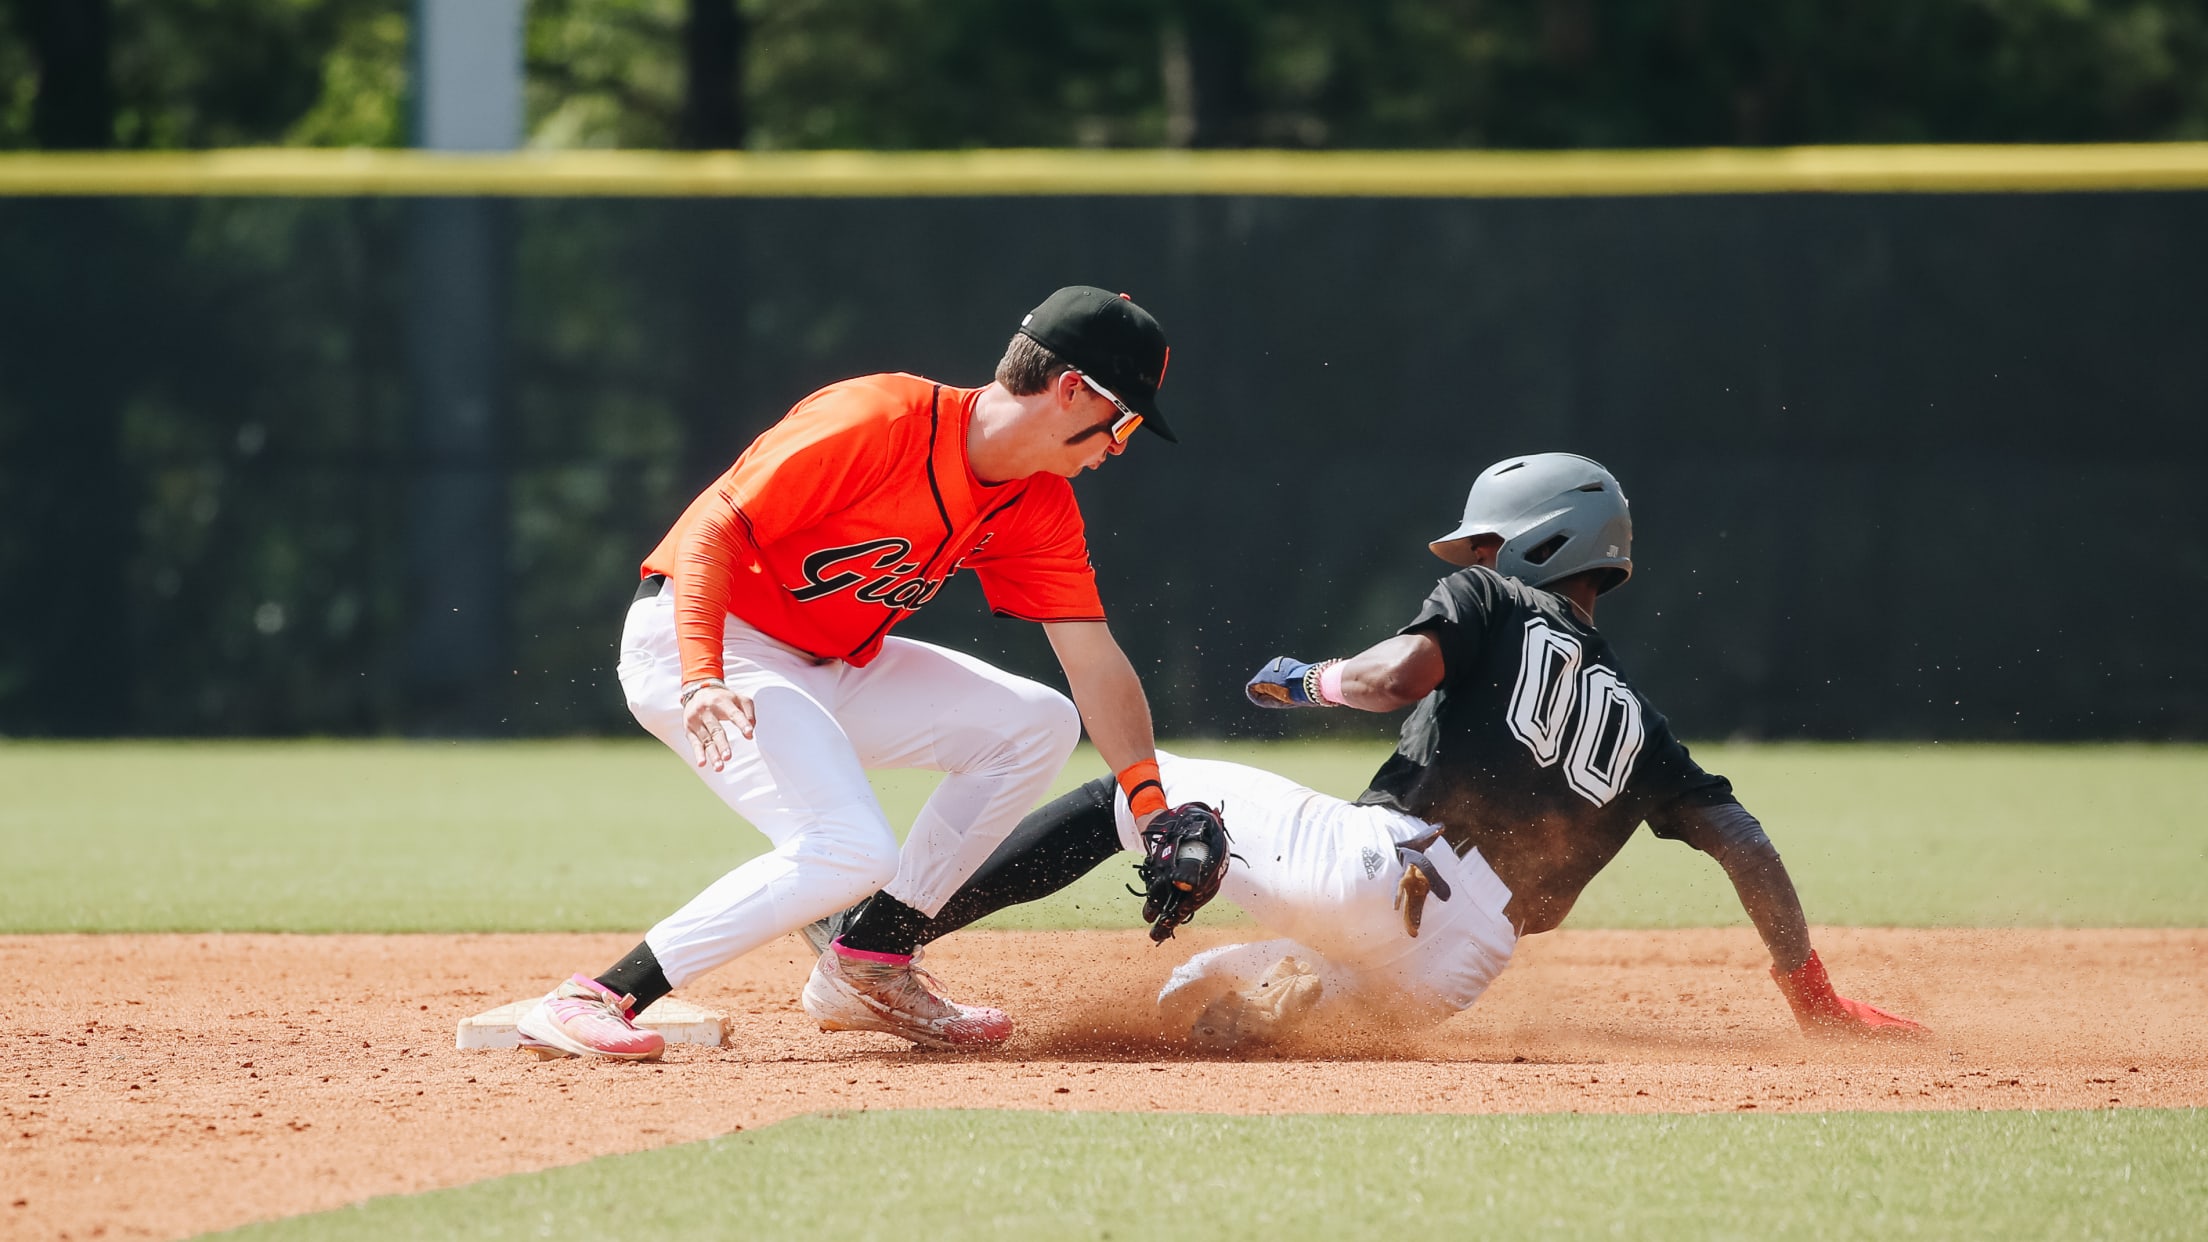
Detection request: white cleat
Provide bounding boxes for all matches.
[801,946,1012,1051]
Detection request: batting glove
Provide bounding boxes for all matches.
[1772,950,1929,1039]
[1245,656,1337,708]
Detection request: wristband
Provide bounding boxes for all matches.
[679,677,728,706]
[1301,659,1344,707]
[1316,660,1347,706]
[1116,758,1169,819]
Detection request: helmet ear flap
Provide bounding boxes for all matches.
[1520,533,1571,567]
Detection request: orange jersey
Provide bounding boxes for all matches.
[642,374,1104,681]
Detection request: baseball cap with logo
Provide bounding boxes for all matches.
[1017,286,1177,442]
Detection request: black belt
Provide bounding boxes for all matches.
[634,573,667,604]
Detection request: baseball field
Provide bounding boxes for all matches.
[6,739,2205,1240]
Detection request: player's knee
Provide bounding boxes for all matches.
[792,812,900,891]
[813,846,899,905]
[941,679,1078,776]
[1014,683,1081,758]
[847,847,900,896]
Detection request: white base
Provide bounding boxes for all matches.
[455,998,728,1051]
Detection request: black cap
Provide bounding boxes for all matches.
[1017,286,1176,442]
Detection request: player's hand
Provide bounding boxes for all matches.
[1245,656,1329,708]
[1391,831,1454,938]
[1771,950,1929,1039]
[1133,802,1232,943]
[682,684,756,771]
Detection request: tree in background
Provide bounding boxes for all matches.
[5,5,2207,740]
[4,0,115,148]
[0,0,403,148]
[5,0,2206,151]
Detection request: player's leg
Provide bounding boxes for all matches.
[1155,939,1331,1050]
[823,757,1337,1049]
[881,752,1322,955]
[836,636,1083,915]
[1105,752,1359,942]
[1112,756,1514,1045]
[1239,819,1517,1033]
[798,636,1082,1047]
[630,615,902,976]
[808,747,1373,1049]
[829,776,1125,956]
[518,591,900,1059]
[1333,836,1518,1020]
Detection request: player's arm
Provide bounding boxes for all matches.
[671,389,901,771]
[1247,570,1493,711]
[1664,800,1813,969]
[1043,620,1166,827]
[671,500,758,770]
[1243,631,1446,712]
[1662,800,1928,1040]
[1040,622,1232,941]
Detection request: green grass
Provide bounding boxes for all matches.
[3,740,2202,933]
[18,746,2196,1241]
[209,1108,2208,1241]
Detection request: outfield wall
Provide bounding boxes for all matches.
[1,149,2201,739]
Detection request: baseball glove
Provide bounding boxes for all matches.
[1130,801,1233,942]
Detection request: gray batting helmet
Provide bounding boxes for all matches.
[1429,453,1633,593]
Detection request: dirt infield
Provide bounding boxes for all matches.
[8,926,2205,1242]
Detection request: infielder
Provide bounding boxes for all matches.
[517,287,1215,1059]
[815,453,1927,1046]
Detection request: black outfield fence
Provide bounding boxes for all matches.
[2,151,2202,740]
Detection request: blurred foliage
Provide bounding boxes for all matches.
[525,0,685,149]
[4,0,2208,151]
[743,0,1170,149]
[4,4,2207,741]
[0,9,31,145]
[284,4,408,146]
[0,197,416,733]
[4,191,2205,738]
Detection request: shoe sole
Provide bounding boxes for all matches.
[813,1014,958,1051]
[810,1012,1010,1051]
[802,979,1008,1051]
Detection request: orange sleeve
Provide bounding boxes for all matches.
[669,494,749,686]
[966,476,1106,623]
[667,384,904,684]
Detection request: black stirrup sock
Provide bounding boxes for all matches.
[595,940,672,1013]
[832,893,935,957]
[911,776,1126,949]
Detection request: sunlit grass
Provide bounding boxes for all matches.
[3,740,2201,932]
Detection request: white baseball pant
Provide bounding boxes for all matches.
[617,588,1081,988]
[1113,752,1517,1022]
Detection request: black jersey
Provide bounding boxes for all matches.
[1359,566,1736,935]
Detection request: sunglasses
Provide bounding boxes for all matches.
[1072,370,1145,445]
